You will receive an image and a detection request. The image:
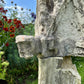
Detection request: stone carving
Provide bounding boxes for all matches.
[16,35,55,58]
[35,0,84,57]
[16,0,84,84]
[16,35,41,58]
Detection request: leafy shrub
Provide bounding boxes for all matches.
[5,24,37,84]
[0,51,9,80]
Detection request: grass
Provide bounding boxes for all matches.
[25,79,38,84]
[72,57,84,84]
[23,24,35,35]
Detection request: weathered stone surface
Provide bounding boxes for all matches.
[16,35,41,58]
[38,57,81,84]
[16,35,56,58]
[73,38,84,56]
[35,0,84,57]
[41,36,55,57]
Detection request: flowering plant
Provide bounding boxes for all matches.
[0,7,24,49]
[0,50,9,80]
[31,12,36,23]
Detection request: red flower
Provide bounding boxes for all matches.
[13,18,17,24]
[10,25,14,28]
[13,18,24,29]
[21,24,24,28]
[3,10,6,14]
[13,19,22,25]
[9,29,15,32]
[14,21,17,25]
[0,7,7,14]
[7,19,12,23]
[5,10,8,12]
[17,20,21,24]
[3,16,7,19]
[13,18,17,22]
[5,42,9,47]
[3,16,7,21]
[3,27,9,31]
[16,24,20,28]
[10,34,15,37]
[0,7,4,11]
[9,25,15,32]
[5,18,7,21]
[0,7,4,12]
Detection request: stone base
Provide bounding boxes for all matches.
[38,57,81,84]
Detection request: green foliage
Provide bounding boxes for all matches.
[0,51,9,80]
[0,1,36,84]
[23,23,35,35]
[6,55,38,84]
[25,79,38,84]
[5,24,37,84]
[72,57,84,84]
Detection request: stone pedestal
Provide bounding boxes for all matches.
[16,35,81,84]
[38,57,81,84]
